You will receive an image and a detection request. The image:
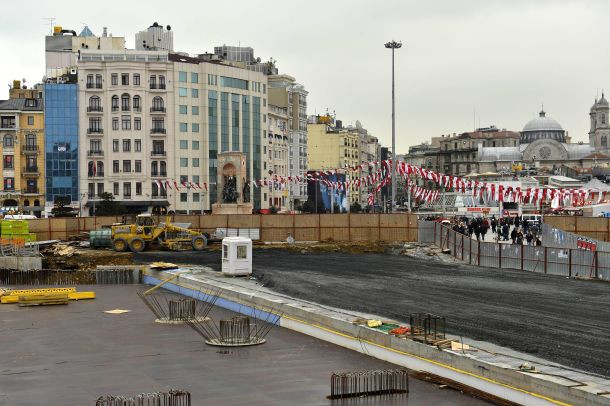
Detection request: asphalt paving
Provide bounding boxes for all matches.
[135,248,610,377]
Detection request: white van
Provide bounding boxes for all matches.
[522,214,542,225]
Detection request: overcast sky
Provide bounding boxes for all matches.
[0,0,608,153]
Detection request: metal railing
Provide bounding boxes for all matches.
[87,106,103,112]
[22,166,38,174]
[21,144,38,153]
[150,106,166,113]
[151,150,166,157]
[87,150,104,156]
[22,188,39,194]
[422,221,610,281]
[151,128,166,134]
[87,128,104,134]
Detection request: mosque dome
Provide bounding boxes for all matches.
[520,109,565,144]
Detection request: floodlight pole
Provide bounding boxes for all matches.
[385,40,402,212]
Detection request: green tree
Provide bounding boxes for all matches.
[95,192,124,216]
[51,196,76,217]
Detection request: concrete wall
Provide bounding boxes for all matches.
[25,213,419,243]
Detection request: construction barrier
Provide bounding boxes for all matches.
[424,221,610,281]
[24,214,419,243]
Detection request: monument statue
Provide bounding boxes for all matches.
[242,180,250,203]
[222,176,238,203]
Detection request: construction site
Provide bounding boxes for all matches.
[0,213,609,405]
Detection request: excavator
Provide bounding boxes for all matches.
[110,214,208,253]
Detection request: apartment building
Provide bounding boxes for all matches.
[268,74,308,208]
[170,53,269,213]
[268,105,289,210]
[77,49,174,215]
[0,85,45,216]
[307,117,361,206]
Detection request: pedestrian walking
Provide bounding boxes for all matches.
[511,228,517,244]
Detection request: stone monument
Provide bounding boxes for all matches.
[212,152,253,215]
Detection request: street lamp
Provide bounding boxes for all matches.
[385,40,402,212]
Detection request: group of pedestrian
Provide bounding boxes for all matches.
[447,214,542,246]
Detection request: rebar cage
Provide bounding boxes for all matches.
[329,369,409,399]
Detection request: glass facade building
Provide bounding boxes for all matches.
[252,96,261,209]
[44,84,79,204]
[208,90,218,203]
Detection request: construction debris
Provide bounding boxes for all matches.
[18,292,69,307]
[0,287,95,303]
[46,244,76,257]
[104,309,130,314]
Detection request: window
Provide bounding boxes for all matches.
[133,95,141,111]
[178,87,187,97]
[179,71,187,82]
[121,73,129,85]
[3,177,14,191]
[159,75,166,88]
[180,175,188,184]
[27,116,34,126]
[192,123,200,132]
[180,140,188,149]
[133,74,140,86]
[121,93,130,111]
[192,106,199,115]
[179,105,188,114]
[3,155,14,169]
[111,73,118,85]
[113,182,119,195]
[603,114,607,125]
[135,139,141,152]
[237,245,247,259]
[123,182,131,197]
[122,116,131,130]
[123,139,131,152]
[193,175,200,184]
[191,72,198,83]
[180,158,188,167]
[3,134,13,147]
[192,158,199,167]
[179,122,188,132]
[135,160,142,173]
[97,183,104,196]
[192,141,199,150]
[192,88,199,98]
[89,96,101,111]
[193,193,200,202]
[207,74,218,85]
[95,74,102,88]
[152,118,165,131]
[113,160,119,173]
[150,75,157,89]
[111,95,119,110]
[220,76,248,90]
[180,193,188,202]
[25,134,36,147]
[113,139,119,152]
[123,160,131,172]
[89,117,102,131]
[152,96,164,111]
[134,117,141,130]
[160,161,166,175]
[90,139,101,152]
[87,74,93,87]
[136,182,142,195]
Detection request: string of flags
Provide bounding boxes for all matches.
[148,157,607,209]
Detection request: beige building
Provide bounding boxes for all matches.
[268,105,289,210]
[268,75,308,209]
[0,83,45,216]
[77,49,174,215]
[307,117,361,205]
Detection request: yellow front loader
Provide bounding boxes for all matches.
[110,214,208,253]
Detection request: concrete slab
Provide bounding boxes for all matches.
[0,285,488,406]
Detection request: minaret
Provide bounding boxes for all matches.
[595,92,610,152]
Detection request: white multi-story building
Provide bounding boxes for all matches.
[268,105,289,210]
[77,49,174,215]
[135,23,174,52]
[268,75,308,210]
[169,53,269,213]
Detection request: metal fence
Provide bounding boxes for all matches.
[542,223,610,252]
[423,221,610,281]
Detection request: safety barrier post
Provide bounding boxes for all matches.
[478,240,481,266]
[568,249,572,277]
[544,247,548,274]
[461,234,464,260]
[595,251,599,279]
[498,243,502,268]
[520,244,524,270]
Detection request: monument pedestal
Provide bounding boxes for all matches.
[212,203,253,215]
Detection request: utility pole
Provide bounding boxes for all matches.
[385,40,402,212]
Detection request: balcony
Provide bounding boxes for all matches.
[123,195,132,200]
[23,187,39,195]
[0,123,16,130]
[150,107,166,113]
[151,128,167,135]
[151,171,167,178]
[86,83,103,89]
[87,128,104,135]
[151,150,166,157]
[22,166,39,175]
[133,106,142,113]
[87,150,104,157]
[87,172,105,178]
[21,144,38,154]
[152,194,168,200]
[111,106,119,112]
[87,106,103,113]
[122,106,131,112]
[149,84,166,90]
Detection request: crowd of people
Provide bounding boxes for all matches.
[445,215,542,246]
